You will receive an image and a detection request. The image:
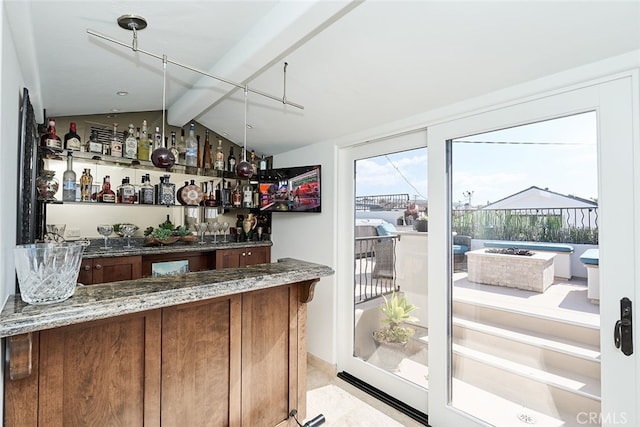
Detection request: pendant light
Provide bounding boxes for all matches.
[235,85,253,179]
[150,54,176,169]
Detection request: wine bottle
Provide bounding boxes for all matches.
[62,151,77,202]
[185,123,198,168]
[64,122,82,151]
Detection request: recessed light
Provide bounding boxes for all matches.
[246,124,253,129]
[116,91,128,96]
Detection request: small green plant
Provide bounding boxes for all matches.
[373,292,419,344]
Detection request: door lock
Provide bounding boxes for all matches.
[614,297,633,356]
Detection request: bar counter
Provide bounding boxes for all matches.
[0,257,333,338]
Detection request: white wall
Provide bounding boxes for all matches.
[1,3,26,421]
[271,144,337,364]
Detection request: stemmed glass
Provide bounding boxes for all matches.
[96,224,114,249]
[220,222,229,242]
[196,223,208,244]
[120,224,137,249]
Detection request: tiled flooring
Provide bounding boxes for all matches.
[306,361,425,426]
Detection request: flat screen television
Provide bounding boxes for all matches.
[258,165,321,212]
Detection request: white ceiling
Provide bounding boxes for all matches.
[6,1,640,155]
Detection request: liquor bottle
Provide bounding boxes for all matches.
[196,135,202,168]
[232,180,242,208]
[259,154,268,173]
[154,127,162,152]
[140,174,154,205]
[80,168,93,202]
[206,180,218,207]
[124,124,137,159]
[110,123,123,157]
[202,130,212,169]
[64,122,82,151]
[250,150,258,176]
[99,175,116,203]
[185,123,198,168]
[137,120,150,161]
[87,129,101,154]
[214,138,225,171]
[157,174,176,206]
[220,181,231,208]
[243,181,254,208]
[120,177,136,204]
[62,151,77,202]
[40,118,63,152]
[169,131,179,165]
[177,128,186,164]
[227,146,236,173]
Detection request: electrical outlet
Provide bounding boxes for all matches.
[66,228,81,238]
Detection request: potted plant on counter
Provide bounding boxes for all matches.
[415,214,428,232]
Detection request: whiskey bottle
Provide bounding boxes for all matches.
[227,146,236,173]
[169,131,179,165]
[140,174,154,205]
[99,175,116,203]
[232,180,242,208]
[80,168,93,202]
[137,120,150,161]
[64,122,82,151]
[62,151,77,202]
[202,130,212,169]
[242,181,253,208]
[185,123,198,168]
[120,177,136,204]
[88,129,102,154]
[110,123,123,158]
[40,118,63,152]
[214,138,225,171]
[124,124,137,159]
[206,180,218,207]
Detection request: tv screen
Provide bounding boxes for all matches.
[259,165,321,212]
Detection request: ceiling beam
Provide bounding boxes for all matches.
[167,0,362,127]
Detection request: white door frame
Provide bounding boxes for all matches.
[427,72,639,426]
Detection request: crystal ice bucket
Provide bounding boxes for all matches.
[14,242,85,305]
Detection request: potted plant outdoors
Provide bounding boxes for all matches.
[415,214,428,232]
[373,292,419,348]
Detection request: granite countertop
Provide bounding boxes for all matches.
[82,237,273,258]
[0,258,334,338]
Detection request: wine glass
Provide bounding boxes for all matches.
[196,223,208,244]
[120,224,137,249]
[221,222,229,242]
[96,224,114,249]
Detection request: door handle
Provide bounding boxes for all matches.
[614,297,633,356]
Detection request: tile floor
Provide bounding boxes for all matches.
[306,360,425,426]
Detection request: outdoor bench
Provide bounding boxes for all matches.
[579,248,599,304]
[483,241,574,279]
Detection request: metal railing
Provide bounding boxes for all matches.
[452,207,599,244]
[354,235,399,303]
[355,194,410,211]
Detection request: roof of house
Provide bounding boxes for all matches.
[481,186,598,210]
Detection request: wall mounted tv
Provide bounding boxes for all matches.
[258,165,321,212]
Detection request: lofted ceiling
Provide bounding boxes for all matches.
[6,1,640,155]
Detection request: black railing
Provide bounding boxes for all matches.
[354,235,399,303]
[452,207,599,244]
[355,194,410,211]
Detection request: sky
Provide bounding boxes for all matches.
[355,111,598,207]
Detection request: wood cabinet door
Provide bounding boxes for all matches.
[141,251,213,277]
[241,285,301,427]
[37,311,162,427]
[161,296,242,427]
[216,248,246,269]
[77,259,93,285]
[91,256,142,284]
[245,246,271,266]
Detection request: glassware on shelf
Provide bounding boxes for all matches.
[96,224,114,249]
[196,223,208,244]
[221,222,229,242]
[45,224,66,243]
[120,224,138,248]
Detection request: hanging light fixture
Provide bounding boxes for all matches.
[235,85,253,179]
[150,54,176,169]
